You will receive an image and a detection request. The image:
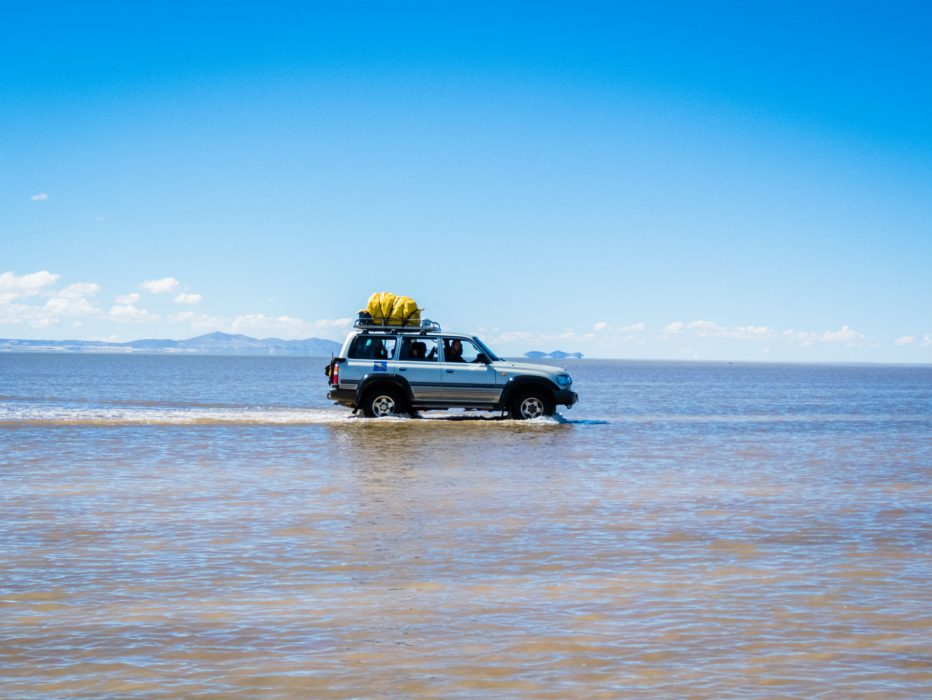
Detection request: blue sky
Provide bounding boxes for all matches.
[2,1,930,361]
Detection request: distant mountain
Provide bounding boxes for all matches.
[0,331,341,356]
[525,350,584,359]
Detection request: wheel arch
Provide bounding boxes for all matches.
[355,374,414,407]
[499,376,559,408]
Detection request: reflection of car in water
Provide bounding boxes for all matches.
[325,319,578,419]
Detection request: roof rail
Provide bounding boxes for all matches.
[353,318,442,333]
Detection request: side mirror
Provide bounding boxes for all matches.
[476,352,491,364]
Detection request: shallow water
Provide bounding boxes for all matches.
[1,354,930,698]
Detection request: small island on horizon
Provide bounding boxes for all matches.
[524,350,584,359]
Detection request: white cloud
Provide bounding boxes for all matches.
[30,193,49,201]
[663,319,870,348]
[589,321,647,335]
[174,293,202,304]
[108,304,155,322]
[41,283,101,320]
[230,314,315,339]
[0,272,102,328]
[820,325,865,346]
[689,320,719,333]
[1,302,32,325]
[141,277,180,294]
[166,312,351,340]
[485,328,583,347]
[923,335,932,348]
[310,317,354,334]
[488,330,547,345]
[56,282,101,299]
[140,278,201,305]
[782,329,818,346]
[115,292,140,305]
[169,311,223,332]
[0,270,60,302]
[663,320,714,335]
[895,336,916,346]
[781,327,866,347]
[485,320,649,351]
[621,322,647,333]
[663,320,770,340]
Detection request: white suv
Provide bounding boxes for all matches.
[325,320,577,419]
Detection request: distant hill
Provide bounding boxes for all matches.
[0,331,341,356]
[525,350,584,359]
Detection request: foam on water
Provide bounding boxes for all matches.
[2,399,920,428]
[0,403,348,425]
[0,401,578,427]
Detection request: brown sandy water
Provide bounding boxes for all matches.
[1,355,930,697]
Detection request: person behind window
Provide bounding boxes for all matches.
[409,341,426,360]
[353,337,373,359]
[446,339,465,362]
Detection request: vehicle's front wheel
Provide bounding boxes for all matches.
[509,389,555,420]
[361,387,406,418]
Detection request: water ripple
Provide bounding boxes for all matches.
[1,357,930,698]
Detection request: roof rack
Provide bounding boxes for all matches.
[353,318,442,333]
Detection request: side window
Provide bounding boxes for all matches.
[443,338,481,363]
[400,337,439,362]
[349,336,397,360]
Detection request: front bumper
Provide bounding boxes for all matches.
[327,388,356,406]
[554,389,578,407]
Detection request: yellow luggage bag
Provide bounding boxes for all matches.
[363,292,421,326]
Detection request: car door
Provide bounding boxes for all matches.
[396,337,444,402]
[439,337,502,404]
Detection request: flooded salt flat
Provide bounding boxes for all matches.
[1,354,930,698]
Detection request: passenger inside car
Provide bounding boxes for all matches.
[444,338,466,362]
[401,337,438,361]
[349,335,394,360]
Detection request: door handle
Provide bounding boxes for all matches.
[399,367,408,372]
[446,369,454,373]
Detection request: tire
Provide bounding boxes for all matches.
[509,388,555,420]
[361,386,406,418]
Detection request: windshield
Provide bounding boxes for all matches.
[472,336,501,362]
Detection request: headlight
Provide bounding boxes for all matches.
[555,373,572,387]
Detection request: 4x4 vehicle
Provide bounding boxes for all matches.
[326,319,577,419]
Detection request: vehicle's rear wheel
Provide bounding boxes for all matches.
[510,389,555,420]
[361,386,406,418]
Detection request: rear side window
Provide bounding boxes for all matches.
[399,337,439,362]
[349,336,397,360]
